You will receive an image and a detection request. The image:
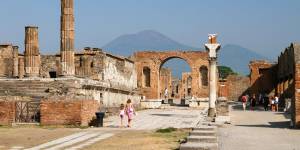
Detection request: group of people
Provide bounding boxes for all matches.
[119,99,136,128]
[241,94,279,112]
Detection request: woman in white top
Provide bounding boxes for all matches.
[275,96,279,112]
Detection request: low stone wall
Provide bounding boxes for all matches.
[0,101,15,126]
[140,100,162,109]
[40,99,100,126]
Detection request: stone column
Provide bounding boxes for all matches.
[12,46,19,78]
[18,56,25,79]
[205,34,221,117]
[60,0,75,77]
[24,26,40,77]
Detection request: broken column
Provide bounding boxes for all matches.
[18,56,25,79]
[12,46,19,78]
[205,34,221,117]
[60,0,75,77]
[24,26,40,77]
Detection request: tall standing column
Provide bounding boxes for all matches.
[25,26,40,77]
[12,46,19,78]
[205,34,221,117]
[60,0,75,77]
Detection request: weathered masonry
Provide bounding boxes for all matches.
[248,43,300,128]
[133,51,210,100]
[0,0,140,126]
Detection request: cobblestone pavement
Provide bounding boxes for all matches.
[104,106,206,130]
[218,103,300,150]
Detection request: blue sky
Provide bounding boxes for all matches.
[0,0,299,59]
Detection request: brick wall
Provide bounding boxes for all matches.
[226,75,250,101]
[293,64,300,128]
[40,99,100,126]
[0,101,15,126]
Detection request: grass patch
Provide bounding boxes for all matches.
[156,127,177,133]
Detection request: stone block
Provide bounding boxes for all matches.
[180,143,218,150]
[189,131,216,137]
[187,136,217,143]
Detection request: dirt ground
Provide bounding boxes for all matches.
[0,126,81,149]
[85,129,190,150]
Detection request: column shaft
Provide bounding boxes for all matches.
[24,26,40,77]
[60,0,75,76]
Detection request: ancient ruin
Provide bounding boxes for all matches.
[248,43,300,128]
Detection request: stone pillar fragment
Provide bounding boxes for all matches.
[12,46,19,78]
[18,56,25,79]
[60,0,75,77]
[205,34,221,117]
[24,26,40,77]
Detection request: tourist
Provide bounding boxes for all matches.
[263,94,269,111]
[125,99,135,128]
[271,96,275,111]
[119,103,125,128]
[275,95,279,112]
[250,94,256,111]
[241,94,247,111]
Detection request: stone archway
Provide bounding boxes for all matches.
[134,51,210,100]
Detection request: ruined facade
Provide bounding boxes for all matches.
[133,51,209,100]
[248,43,300,128]
[0,0,140,126]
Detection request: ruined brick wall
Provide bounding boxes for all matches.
[134,51,209,100]
[0,101,15,126]
[218,80,228,98]
[225,75,250,101]
[40,99,100,126]
[160,68,172,98]
[40,55,59,78]
[248,60,276,96]
[0,44,14,78]
[293,64,300,128]
[181,72,192,98]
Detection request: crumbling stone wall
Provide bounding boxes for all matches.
[160,68,172,99]
[0,44,14,78]
[134,51,209,100]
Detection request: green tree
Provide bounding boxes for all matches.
[218,66,237,79]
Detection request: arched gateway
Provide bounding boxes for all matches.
[133,51,210,100]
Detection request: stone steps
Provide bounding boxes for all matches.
[180,143,218,150]
[193,126,217,131]
[187,136,217,143]
[189,130,216,137]
[180,124,218,150]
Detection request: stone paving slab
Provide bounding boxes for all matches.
[104,107,206,130]
[218,104,300,150]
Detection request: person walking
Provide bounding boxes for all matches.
[275,95,279,112]
[250,94,256,111]
[119,104,125,128]
[125,99,135,128]
[241,94,247,111]
[263,94,269,111]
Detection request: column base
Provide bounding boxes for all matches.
[208,108,216,117]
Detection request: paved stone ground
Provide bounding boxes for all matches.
[218,102,300,150]
[16,106,205,150]
[104,106,206,130]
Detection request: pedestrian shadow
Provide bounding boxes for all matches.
[235,121,291,129]
[151,114,174,117]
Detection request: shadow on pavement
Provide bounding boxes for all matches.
[236,121,291,129]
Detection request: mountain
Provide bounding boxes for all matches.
[102,30,269,77]
[219,44,269,75]
[102,30,197,56]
